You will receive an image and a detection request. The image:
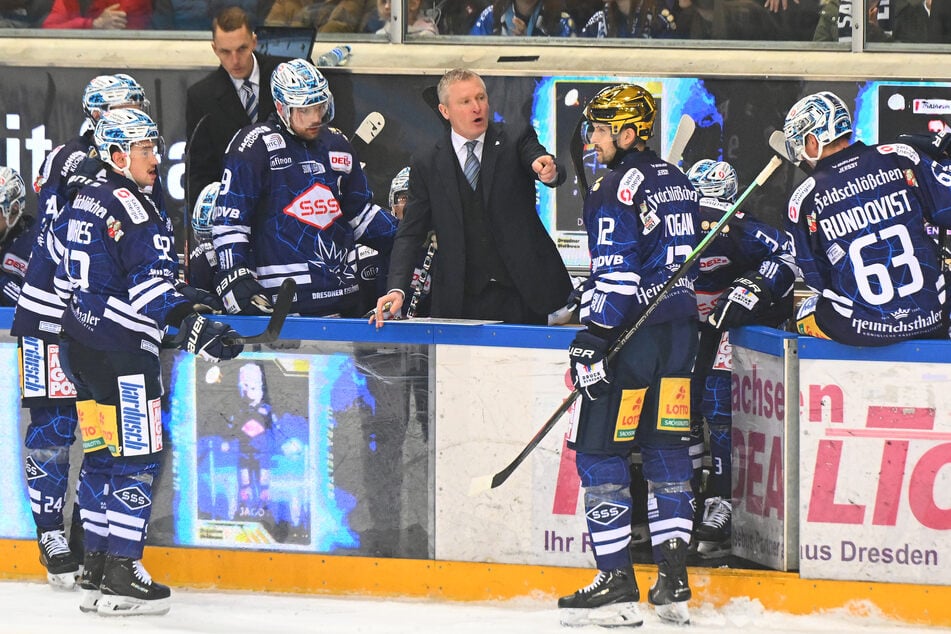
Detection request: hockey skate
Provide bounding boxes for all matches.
[36,528,80,589]
[78,551,106,613]
[648,538,691,626]
[98,555,171,616]
[695,497,732,559]
[558,569,643,628]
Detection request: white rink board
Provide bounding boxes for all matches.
[434,344,593,567]
[799,357,951,585]
[731,340,798,571]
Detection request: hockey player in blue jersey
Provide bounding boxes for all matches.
[213,58,398,317]
[0,167,31,307]
[685,159,797,558]
[188,181,222,297]
[557,84,699,627]
[54,109,243,616]
[783,91,951,346]
[10,74,149,590]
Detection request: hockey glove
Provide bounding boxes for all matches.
[215,267,273,316]
[708,272,774,330]
[897,130,951,162]
[548,276,586,326]
[568,330,612,400]
[175,281,224,313]
[177,312,244,363]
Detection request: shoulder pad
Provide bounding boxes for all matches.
[788,176,816,223]
[617,168,644,206]
[112,188,151,225]
[876,142,921,164]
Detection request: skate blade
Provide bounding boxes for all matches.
[559,602,644,628]
[696,539,731,559]
[46,569,79,590]
[654,601,690,626]
[98,595,171,616]
[79,588,101,613]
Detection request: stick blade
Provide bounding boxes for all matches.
[467,474,494,496]
[667,114,696,169]
[224,278,296,345]
[354,111,385,144]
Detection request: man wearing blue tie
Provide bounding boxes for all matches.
[373,68,572,325]
[184,6,286,211]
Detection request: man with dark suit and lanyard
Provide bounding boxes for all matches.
[372,68,572,325]
[184,6,285,210]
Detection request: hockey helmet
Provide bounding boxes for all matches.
[582,84,656,142]
[687,159,738,202]
[94,108,163,173]
[0,166,25,231]
[271,59,335,129]
[783,91,852,164]
[192,181,220,242]
[82,73,148,121]
[389,166,410,209]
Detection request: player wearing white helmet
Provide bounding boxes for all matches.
[10,73,150,593]
[783,91,951,345]
[213,58,397,318]
[685,158,796,559]
[53,109,243,616]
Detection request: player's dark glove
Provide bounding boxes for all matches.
[176,312,244,363]
[708,272,774,330]
[175,281,224,313]
[215,266,273,316]
[897,130,951,162]
[568,329,612,400]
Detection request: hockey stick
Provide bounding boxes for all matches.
[350,111,385,144]
[221,278,297,345]
[406,232,437,318]
[468,155,784,495]
[569,116,589,200]
[666,114,696,169]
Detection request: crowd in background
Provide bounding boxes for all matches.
[1,0,950,43]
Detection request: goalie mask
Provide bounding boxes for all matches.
[271,58,335,132]
[582,84,656,144]
[0,166,25,239]
[687,159,738,202]
[389,166,410,209]
[94,109,164,183]
[192,181,220,242]
[82,73,148,121]
[783,91,851,165]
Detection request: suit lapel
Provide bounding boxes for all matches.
[480,124,499,208]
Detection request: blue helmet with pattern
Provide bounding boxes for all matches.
[192,181,220,242]
[686,159,738,202]
[0,166,25,231]
[389,167,410,209]
[271,58,334,130]
[82,73,148,121]
[783,91,852,164]
[94,108,162,173]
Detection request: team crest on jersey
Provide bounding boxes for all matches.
[617,168,644,206]
[106,216,124,241]
[328,151,353,173]
[113,188,149,224]
[263,133,286,151]
[284,182,342,229]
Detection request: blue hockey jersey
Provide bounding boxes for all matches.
[53,169,191,356]
[580,148,700,330]
[695,197,797,321]
[786,141,951,345]
[11,135,92,339]
[214,117,398,316]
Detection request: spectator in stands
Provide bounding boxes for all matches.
[889,0,951,42]
[813,0,891,41]
[375,0,438,36]
[676,0,781,39]
[42,0,149,28]
[580,0,678,38]
[151,0,273,30]
[0,0,51,26]
[265,0,376,32]
[433,0,489,33]
[469,0,575,35]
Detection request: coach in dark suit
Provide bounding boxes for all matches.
[373,68,572,325]
[185,6,284,210]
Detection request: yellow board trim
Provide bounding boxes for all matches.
[2,539,950,626]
